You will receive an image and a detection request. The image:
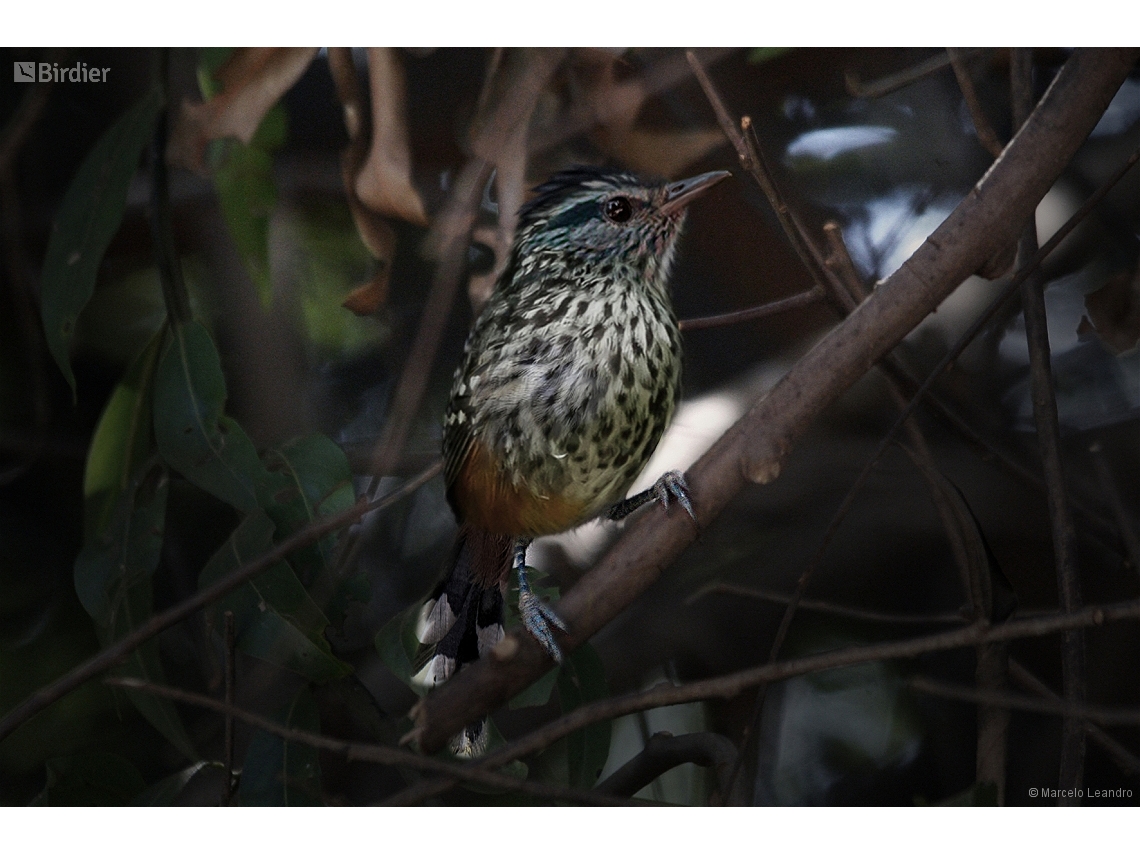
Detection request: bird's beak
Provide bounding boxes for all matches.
[659,170,732,215]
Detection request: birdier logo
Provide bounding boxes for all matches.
[13,61,109,83]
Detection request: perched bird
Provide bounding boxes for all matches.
[414,165,730,753]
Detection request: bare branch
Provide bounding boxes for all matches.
[948,48,1006,159]
[686,582,966,626]
[845,49,985,99]
[1008,658,1140,776]
[105,678,638,807]
[678,287,825,332]
[593,731,742,804]
[909,676,1140,727]
[1011,47,1086,801]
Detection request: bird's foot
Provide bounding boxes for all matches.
[650,470,695,520]
[514,537,566,663]
[518,589,567,663]
[607,469,696,523]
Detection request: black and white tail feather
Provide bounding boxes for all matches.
[413,530,506,757]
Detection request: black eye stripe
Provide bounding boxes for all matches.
[603,196,633,223]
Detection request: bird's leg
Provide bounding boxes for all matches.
[606,469,696,523]
[514,537,567,663]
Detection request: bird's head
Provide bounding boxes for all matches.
[511,166,730,286]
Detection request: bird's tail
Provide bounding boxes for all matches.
[413,526,511,756]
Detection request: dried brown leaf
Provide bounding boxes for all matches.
[596,126,726,178]
[354,48,429,227]
[342,268,391,316]
[1083,267,1140,354]
[168,47,318,172]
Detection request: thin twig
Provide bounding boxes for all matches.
[1012,47,1086,802]
[104,677,639,807]
[678,287,825,332]
[686,582,967,625]
[1008,658,1140,776]
[845,49,985,99]
[223,610,236,806]
[948,48,1006,159]
[387,597,1140,805]
[909,676,1140,727]
[0,461,440,745]
[687,53,847,304]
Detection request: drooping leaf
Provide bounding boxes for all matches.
[508,666,559,710]
[238,686,322,806]
[152,320,287,513]
[129,761,209,806]
[81,329,165,541]
[923,781,999,806]
[1082,267,1140,355]
[354,47,429,226]
[262,433,356,581]
[40,87,163,392]
[557,642,611,790]
[199,512,352,683]
[748,47,795,64]
[74,327,197,759]
[106,577,199,760]
[33,751,147,806]
[374,599,427,695]
[207,104,287,306]
[75,458,167,626]
[168,47,316,171]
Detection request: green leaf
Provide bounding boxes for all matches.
[153,320,287,513]
[106,577,200,760]
[748,47,794,64]
[557,643,611,790]
[74,458,167,627]
[238,687,322,806]
[209,107,286,307]
[129,761,210,806]
[263,434,365,623]
[375,600,427,694]
[199,512,352,683]
[73,327,197,759]
[40,86,163,392]
[923,781,1000,806]
[82,329,166,541]
[34,751,147,806]
[196,49,287,307]
[508,666,559,710]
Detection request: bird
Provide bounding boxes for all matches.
[413,165,730,754]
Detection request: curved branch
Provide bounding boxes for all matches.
[593,731,740,802]
[410,48,1140,755]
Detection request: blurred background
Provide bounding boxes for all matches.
[0,47,1138,806]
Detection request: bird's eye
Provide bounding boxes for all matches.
[603,196,633,223]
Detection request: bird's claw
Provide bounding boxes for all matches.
[518,591,567,663]
[653,470,696,522]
